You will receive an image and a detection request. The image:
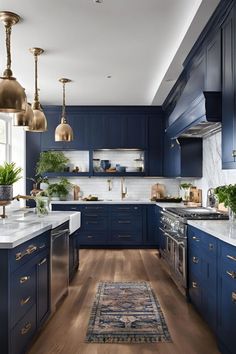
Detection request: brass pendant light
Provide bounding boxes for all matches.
[55,78,73,142]
[25,48,47,132]
[13,103,33,126]
[0,11,26,113]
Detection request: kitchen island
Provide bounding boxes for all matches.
[0,210,81,354]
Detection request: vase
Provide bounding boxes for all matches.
[0,185,13,201]
[36,197,49,217]
[228,207,236,223]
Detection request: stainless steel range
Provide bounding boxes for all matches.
[159,207,228,296]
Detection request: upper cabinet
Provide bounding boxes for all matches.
[164,136,202,178]
[41,107,149,151]
[148,114,164,176]
[222,4,236,169]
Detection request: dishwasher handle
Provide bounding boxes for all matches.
[51,229,70,240]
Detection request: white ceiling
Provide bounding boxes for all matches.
[0,0,219,106]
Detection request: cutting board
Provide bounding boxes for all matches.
[189,187,202,204]
[151,183,166,199]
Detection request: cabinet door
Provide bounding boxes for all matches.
[148,115,163,176]
[37,252,50,328]
[125,114,147,149]
[106,115,126,148]
[222,6,236,169]
[164,136,180,177]
[205,30,222,91]
[146,205,158,245]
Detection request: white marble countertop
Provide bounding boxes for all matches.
[51,200,185,208]
[187,220,236,247]
[0,211,80,249]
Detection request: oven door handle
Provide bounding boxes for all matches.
[159,227,184,246]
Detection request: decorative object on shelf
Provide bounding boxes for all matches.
[134,153,144,172]
[179,183,192,204]
[215,184,236,223]
[116,165,126,173]
[47,177,72,200]
[55,78,73,142]
[0,162,22,201]
[13,102,33,127]
[25,47,47,132]
[36,151,69,175]
[100,160,111,171]
[0,11,26,113]
[72,166,80,173]
[93,159,101,172]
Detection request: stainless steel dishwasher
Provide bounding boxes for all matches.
[51,221,70,311]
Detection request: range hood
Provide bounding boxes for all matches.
[166,91,222,139]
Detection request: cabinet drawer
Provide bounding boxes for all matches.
[78,232,107,245]
[81,216,107,231]
[189,275,202,314]
[221,243,236,274]
[111,231,142,244]
[82,205,107,214]
[11,304,36,354]
[52,204,82,212]
[111,215,142,230]
[10,232,50,272]
[111,205,142,214]
[10,263,36,328]
[202,235,217,260]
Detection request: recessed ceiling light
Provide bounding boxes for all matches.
[94,0,103,4]
[107,75,112,79]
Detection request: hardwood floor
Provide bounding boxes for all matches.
[28,249,220,354]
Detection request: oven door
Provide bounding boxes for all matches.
[174,241,187,288]
[159,227,175,265]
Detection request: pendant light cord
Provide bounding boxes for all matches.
[4,24,13,77]
[61,82,67,123]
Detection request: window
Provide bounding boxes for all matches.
[0,116,11,165]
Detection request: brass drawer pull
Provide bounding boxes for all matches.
[20,296,31,306]
[15,245,37,261]
[21,322,32,335]
[226,270,236,279]
[192,257,199,264]
[232,292,236,303]
[227,255,236,262]
[38,258,47,266]
[192,236,200,242]
[192,282,198,288]
[20,276,30,284]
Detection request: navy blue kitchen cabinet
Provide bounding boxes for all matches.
[188,225,236,354]
[148,114,164,176]
[0,231,50,354]
[164,136,202,177]
[52,203,159,247]
[222,3,236,169]
[218,241,236,354]
[188,226,217,332]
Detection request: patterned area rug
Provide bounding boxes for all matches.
[86,281,172,343]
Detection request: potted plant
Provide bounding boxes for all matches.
[179,182,192,204]
[215,184,236,222]
[0,162,22,201]
[36,151,69,175]
[47,178,72,200]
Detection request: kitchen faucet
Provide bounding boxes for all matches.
[121,177,127,200]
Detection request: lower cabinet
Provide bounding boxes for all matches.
[52,203,160,247]
[0,231,50,354]
[188,225,236,354]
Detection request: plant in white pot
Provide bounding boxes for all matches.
[0,162,22,201]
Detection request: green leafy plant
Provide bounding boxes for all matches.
[0,162,22,185]
[215,184,236,213]
[47,178,72,199]
[36,151,69,175]
[180,182,192,189]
